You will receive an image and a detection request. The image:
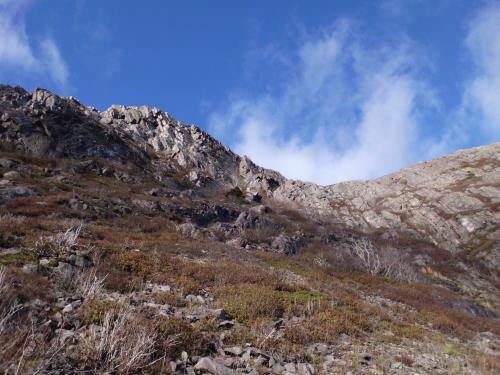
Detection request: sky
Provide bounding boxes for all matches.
[0,0,499,185]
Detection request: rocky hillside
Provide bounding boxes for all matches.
[0,84,499,374]
[2,85,498,254]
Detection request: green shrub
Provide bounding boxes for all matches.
[216,284,285,322]
[225,186,245,201]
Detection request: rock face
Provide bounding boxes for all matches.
[1,84,498,255]
[263,145,500,255]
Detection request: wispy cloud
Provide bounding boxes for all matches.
[209,4,500,185]
[0,0,69,88]
[462,1,500,135]
[209,22,436,184]
[39,38,69,88]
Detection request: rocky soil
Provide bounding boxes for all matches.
[0,84,498,374]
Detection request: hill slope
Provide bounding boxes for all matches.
[0,85,498,374]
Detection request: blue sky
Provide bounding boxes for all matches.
[0,0,499,184]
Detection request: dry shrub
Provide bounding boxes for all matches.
[113,250,153,276]
[79,298,124,326]
[395,325,426,340]
[0,266,53,373]
[260,302,372,358]
[349,238,419,283]
[163,256,291,294]
[222,324,256,347]
[241,226,282,244]
[469,352,500,375]
[158,316,216,358]
[107,248,280,296]
[152,291,186,307]
[0,213,27,235]
[0,267,52,305]
[78,311,158,374]
[214,261,276,287]
[0,267,18,337]
[32,225,83,259]
[286,307,371,345]
[379,283,500,337]
[75,267,107,299]
[427,313,467,337]
[395,354,414,367]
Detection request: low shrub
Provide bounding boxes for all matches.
[224,186,246,202]
[158,317,216,358]
[152,291,186,307]
[215,284,326,323]
[113,250,153,276]
[216,284,285,322]
[395,354,414,367]
[282,307,371,345]
[79,298,124,326]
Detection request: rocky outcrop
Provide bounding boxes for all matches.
[101,104,242,187]
[0,85,148,163]
[260,144,500,254]
[1,84,498,255]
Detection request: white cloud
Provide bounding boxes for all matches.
[39,38,69,88]
[0,0,69,88]
[209,24,431,184]
[210,3,500,185]
[463,2,500,135]
[0,5,36,69]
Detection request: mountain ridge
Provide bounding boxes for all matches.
[1,84,498,256]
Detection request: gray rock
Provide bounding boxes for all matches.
[272,364,286,374]
[218,320,235,329]
[39,258,51,267]
[56,329,75,344]
[0,247,21,256]
[22,264,38,273]
[56,262,75,274]
[6,186,34,198]
[0,158,17,168]
[249,204,271,214]
[212,308,230,320]
[176,223,200,238]
[271,234,303,255]
[152,283,171,293]
[284,363,296,373]
[181,351,189,363]
[185,294,198,304]
[297,363,315,375]
[224,346,243,356]
[194,357,236,375]
[3,171,21,179]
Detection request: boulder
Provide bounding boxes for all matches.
[194,357,236,375]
